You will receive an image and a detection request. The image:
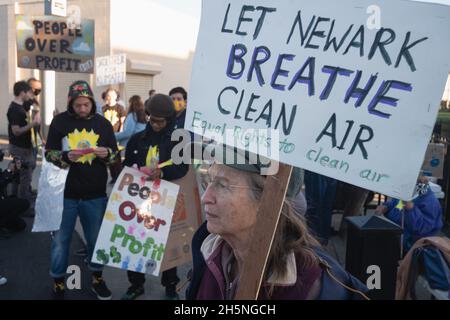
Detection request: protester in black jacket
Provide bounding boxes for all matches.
[121,94,188,300]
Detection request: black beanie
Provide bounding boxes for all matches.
[145,94,175,119]
[67,80,97,117]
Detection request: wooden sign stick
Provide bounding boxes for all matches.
[235,163,293,300]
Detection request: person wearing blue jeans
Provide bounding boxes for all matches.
[50,198,107,280]
[46,81,118,300]
[304,171,338,246]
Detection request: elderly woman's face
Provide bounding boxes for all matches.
[202,164,259,238]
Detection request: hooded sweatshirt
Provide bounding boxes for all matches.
[45,81,119,200]
[384,186,443,250]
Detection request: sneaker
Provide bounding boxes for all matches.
[0,276,7,286]
[164,285,179,300]
[52,282,65,300]
[121,285,144,300]
[91,277,112,300]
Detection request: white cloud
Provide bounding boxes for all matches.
[73,42,91,53]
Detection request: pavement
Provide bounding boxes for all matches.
[0,139,437,300]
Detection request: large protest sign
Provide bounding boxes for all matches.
[16,15,95,73]
[96,54,127,87]
[161,166,203,272]
[186,0,450,200]
[92,167,180,276]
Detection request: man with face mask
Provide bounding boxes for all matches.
[7,81,40,205]
[376,176,443,252]
[169,87,188,130]
[45,80,119,300]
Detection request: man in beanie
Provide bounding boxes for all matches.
[45,80,119,300]
[121,94,188,300]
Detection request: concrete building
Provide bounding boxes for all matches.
[0,0,199,135]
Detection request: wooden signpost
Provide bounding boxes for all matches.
[235,163,292,300]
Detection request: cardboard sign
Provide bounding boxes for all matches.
[422,143,446,179]
[96,54,127,87]
[92,167,180,276]
[45,0,67,17]
[16,15,95,73]
[186,0,450,200]
[160,166,203,272]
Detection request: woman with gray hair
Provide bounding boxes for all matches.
[186,159,368,300]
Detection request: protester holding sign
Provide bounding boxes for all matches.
[120,94,188,300]
[376,176,443,252]
[186,157,368,300]
[45,80,119,300]
[103,88,126,184]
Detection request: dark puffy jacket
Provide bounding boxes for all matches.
[123,123,188,181]
[384,189,443,250]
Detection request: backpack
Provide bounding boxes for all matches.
[409,245,450,298]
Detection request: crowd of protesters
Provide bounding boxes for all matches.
[0,77,447,300]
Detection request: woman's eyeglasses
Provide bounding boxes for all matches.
[204,174,259,193]
[33,89,41,96]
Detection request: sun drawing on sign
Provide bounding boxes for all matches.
[67,129,99,164]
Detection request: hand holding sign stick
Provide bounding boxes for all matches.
[135,160,174,185]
